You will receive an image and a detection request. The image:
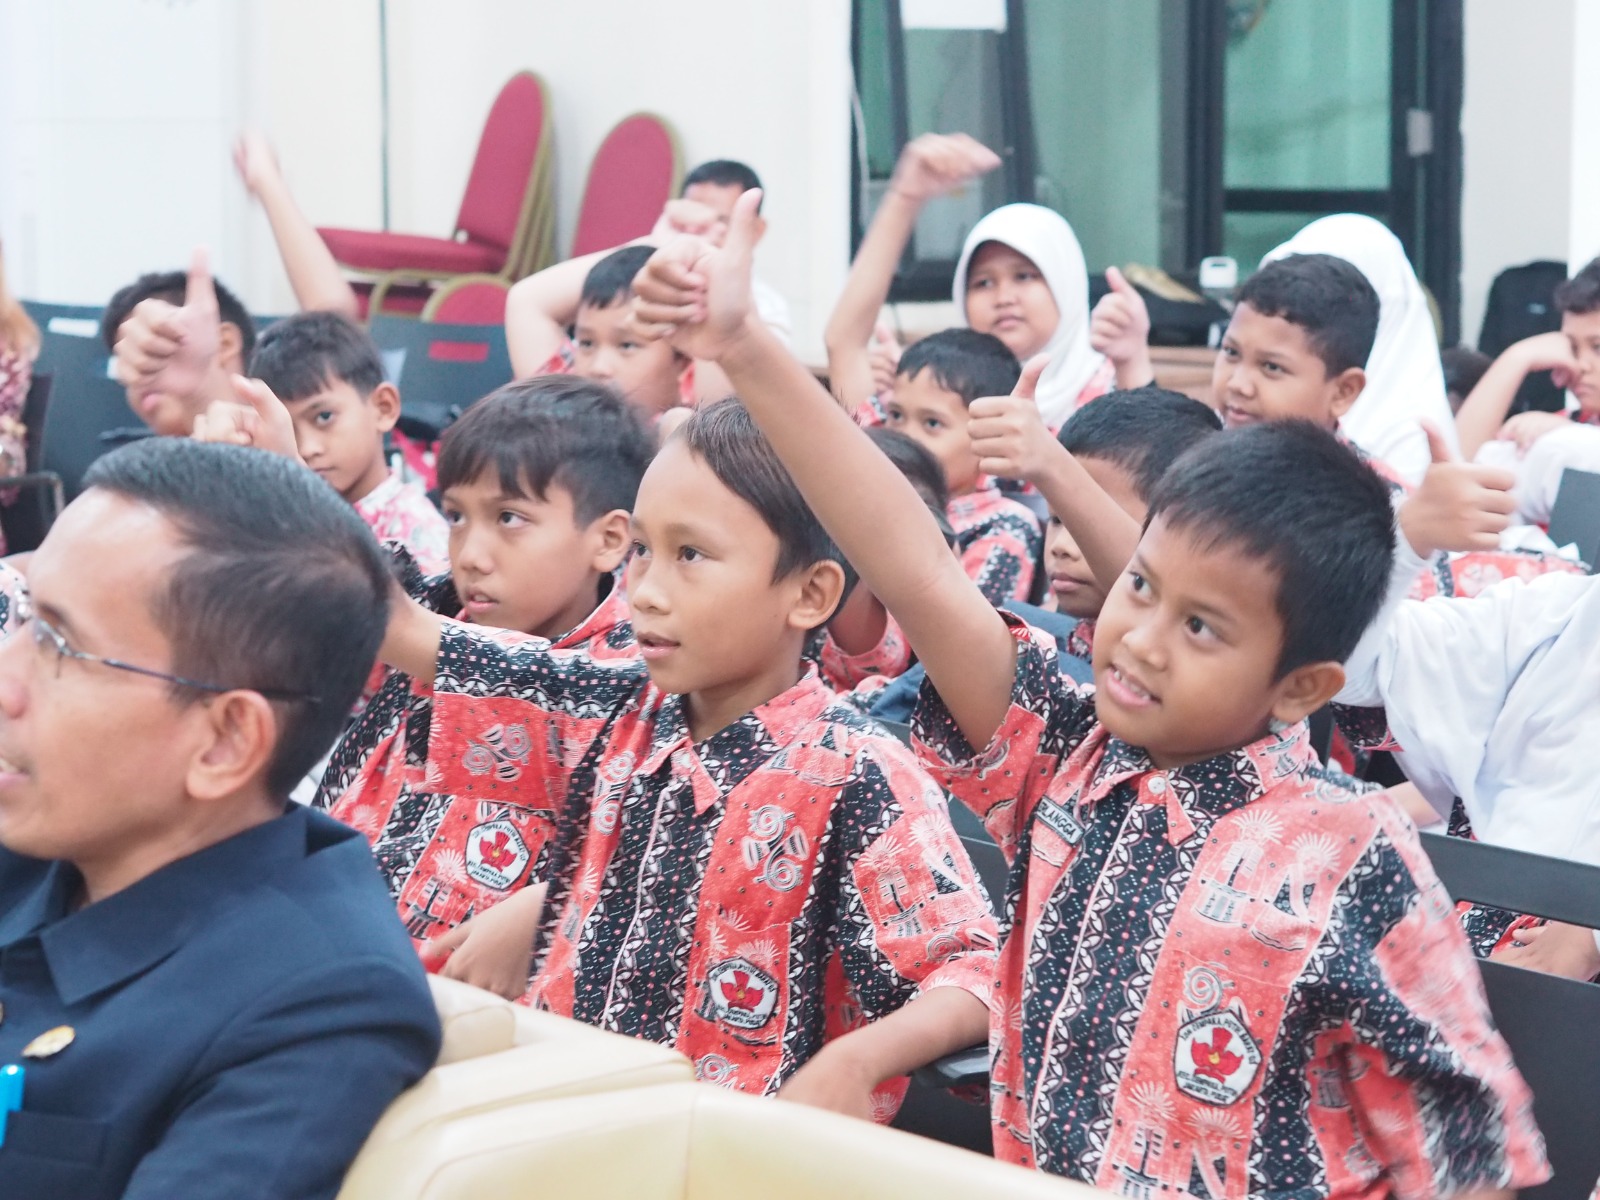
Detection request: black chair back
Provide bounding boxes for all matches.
[1547,468,1600,573]
[24,303,150,497]
[1418,832,1600,1200]
[0,374,57,552]
[368,317,512,440]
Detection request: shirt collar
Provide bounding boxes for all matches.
[1,806,340,1005]
[1068,720,1320,847]
[352,469,402,519]
[638,668,835,814]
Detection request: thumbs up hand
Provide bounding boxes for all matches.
[114,246,223,426]
[1397,421,1517,558]
[967,355,1056,482]
[1090,267,1156,388]
[633,188,764,363]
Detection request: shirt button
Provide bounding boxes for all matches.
[1148,776,1167,794]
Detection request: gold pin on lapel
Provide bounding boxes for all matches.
[22,1025,75,1059]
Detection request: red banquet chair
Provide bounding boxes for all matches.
[569,113,683,258]
[421,275,511,325]
[319,72,554,301]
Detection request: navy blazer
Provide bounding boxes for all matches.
[0,804,441,1200]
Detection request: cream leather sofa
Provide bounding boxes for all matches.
[337,978,1100,1200]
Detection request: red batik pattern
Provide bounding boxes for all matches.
[912,616,1548,1197]
[814,611,913,693]
[319,564,633,943]
[423,626,998,1099]
[949,482,1043,605]
[353,471,450,576]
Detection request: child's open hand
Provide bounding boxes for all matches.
[113,246,221,416]
[888,133,1002,204]
[192,374,302,460]
[967,355,1057,481]
[1397,422,1516,557]
[232,131,283,197]
[1090,267,1153,376]
[421,884,547,1001]
[633,188,763,363]
[1497,409,1571,455]
[1509,330,1578,390]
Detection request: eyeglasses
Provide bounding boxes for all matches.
[25,612,320,706]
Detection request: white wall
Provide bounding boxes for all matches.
[0,0,851,359]
[1459,0,1575,344]
[1569,0,1600,272]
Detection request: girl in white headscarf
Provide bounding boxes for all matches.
[953,204,1112,429]
[1263,214,1457,483]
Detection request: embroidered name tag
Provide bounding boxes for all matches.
[1037,797,1084,846]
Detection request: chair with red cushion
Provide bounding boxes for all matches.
[421,276,511,326]
[319,72,554,292]
[569,113,683,258]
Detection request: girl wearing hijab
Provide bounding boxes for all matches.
[824,133,1119,432]
[1262,213,1457,484]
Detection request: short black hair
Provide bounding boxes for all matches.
[676,398,843,582]
[1440,345,1491,402]
[436,376,655,523]
[581,244,656,311]
[1235,253,1380,377]
[1554,256,1600,315]
[248,311,385,403]
[1058,388,1222,503]
[101,270,257,363]
[81,439,391,795]
[1146,420,1393,676]
[896,328,1021,407]
[683,160,763,196]
[867,426,950,513]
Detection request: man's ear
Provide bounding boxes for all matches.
[369,381,402,434]
[217,321,246,375]
[587,509,633,574]
[787,559,846,633]
[1329,366,1367,421]
[1267,660,1346,729]
[185,690,279,803]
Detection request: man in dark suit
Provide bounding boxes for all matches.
[0,438,440,1199]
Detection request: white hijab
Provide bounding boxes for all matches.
[953,204,1104,429]
[1263,214,1457,483]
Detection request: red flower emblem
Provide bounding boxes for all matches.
[719,969,766,1012]
[1190,1027,1243,1082]
[478,830,515,870]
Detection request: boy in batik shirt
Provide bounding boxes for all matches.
[632,193,1547,1195]
[316,378,653,962]
[375,398,997,1117]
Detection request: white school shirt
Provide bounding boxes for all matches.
[1475,423,1600,527]
[1337,550,1600,866]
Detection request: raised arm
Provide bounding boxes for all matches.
[635,193,1017,749]
[967,367,1142,592]
[1454,332,1576,460]
[823,134,1000,413]
[234,133,359,319]
[1089,267,1157,390]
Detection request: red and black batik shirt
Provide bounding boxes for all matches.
[421,624,998,1100]
[948,482,1043,606]
[317,560,635,943]
[912,616,1548,1198]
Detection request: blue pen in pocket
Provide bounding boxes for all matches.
[0,1063,24,1148]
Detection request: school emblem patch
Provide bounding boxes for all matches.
[465,819,530,890]
[1173,1009,1262,1106]
[705,957,780,1031]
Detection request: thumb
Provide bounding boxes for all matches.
[722,187,764,265]
[232,374,284,418]
[1106,265,1135,296]
[185,246,218,316]
[1421,420,1457,466]
[872,319,894,347]
[1014,354,1049,403]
